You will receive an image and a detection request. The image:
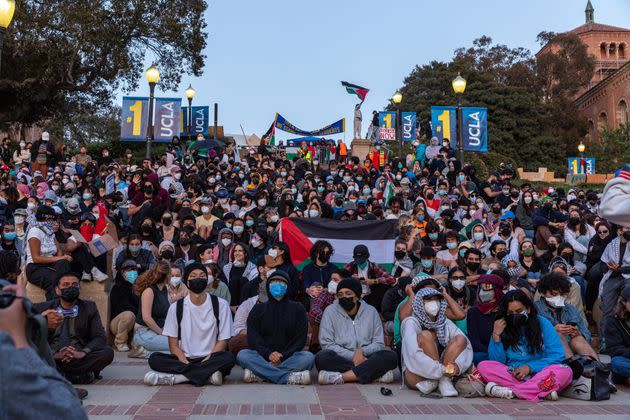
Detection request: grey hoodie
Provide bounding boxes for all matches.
[319,300,385,361]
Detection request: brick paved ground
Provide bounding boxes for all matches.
[83,353,630,419]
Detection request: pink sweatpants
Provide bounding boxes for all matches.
[477,360,573,402]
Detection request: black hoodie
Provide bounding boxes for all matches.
[246,279,307,360]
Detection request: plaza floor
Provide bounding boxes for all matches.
[83,352,630,420]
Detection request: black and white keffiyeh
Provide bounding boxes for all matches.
[412,287,448,346]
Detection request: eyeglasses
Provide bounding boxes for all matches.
[450,276,465,280]
[597,230,608,234]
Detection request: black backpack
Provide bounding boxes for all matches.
[176,293,220,340]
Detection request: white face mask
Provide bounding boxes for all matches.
[328,281,338,294]
[170,277,182,287]
[473,232,485,241]
[524,197,532,204]
[174,172,182,180]
[14,216,24,225]
[221,238,231,247]
[424,300,440,317]
[251,238,262,248]
[308,209,319,218]
[451,279,466,290]
[270,215,279,223]
[268,249,278,259]
[258,199,267,207]
[545,295,566,308]
[201,206,210,214]
[207,275,214,285]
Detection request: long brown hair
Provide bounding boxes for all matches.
[206,264,221,289]
[135,260,170,295]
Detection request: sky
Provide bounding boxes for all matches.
[124,0,630,141]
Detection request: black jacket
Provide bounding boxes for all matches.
[109,280,140,319]
[246,283,308,360]
[381,288,404,322]
[601,314,630,358]
[34,298,107,353]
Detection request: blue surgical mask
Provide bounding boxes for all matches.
[416,215,425,222]
[125,270,138,284]
[459,249,467,258]
[269,281,287,299]
[245,220,254,227]
[3,232,16,241]
[129,245,141,254]
[428,232,438,241]
[421,260,433,269]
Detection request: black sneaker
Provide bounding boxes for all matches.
[67,372,95,385]
[74,387,88,400]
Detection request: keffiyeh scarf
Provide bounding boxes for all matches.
[412,287,449,346]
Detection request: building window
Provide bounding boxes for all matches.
[587,120,595,140]
[609,43,617,59]
[620,43,627,59]
[598,112,608,132]
[618,100,628,125]
[600,42,607,59]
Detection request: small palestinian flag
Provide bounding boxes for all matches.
[341,81,369,102]
[262,118,276,145]
[279,218,397,270]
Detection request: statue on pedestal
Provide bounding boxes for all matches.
[353,102,362,139]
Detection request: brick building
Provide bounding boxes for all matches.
[538,1,630,141]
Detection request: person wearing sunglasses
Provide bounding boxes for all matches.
[584,222,613,319]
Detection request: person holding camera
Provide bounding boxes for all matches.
[0,282,86,419]
[34,272,114,384]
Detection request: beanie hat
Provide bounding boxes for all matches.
[158,240,175,254]
[268,269,290,285]
[336,278,362,298]
[184,262,207,283]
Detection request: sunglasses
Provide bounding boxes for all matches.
[598,230,609,234]
[450,276,465,281]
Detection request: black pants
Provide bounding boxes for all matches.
[26,260,72,300]
[364,284,389,312]
[148,351,235,387]
[585,262,604,311]
[315,349,398,384]
[56,347,114,376]
[70,246,97,274]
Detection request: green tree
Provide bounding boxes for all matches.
[589,124,630,173]
[0,0,208,125]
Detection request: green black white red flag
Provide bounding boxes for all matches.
[341,81,369,102]
[279,218,397,269]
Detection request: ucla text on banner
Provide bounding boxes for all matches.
[180,106,210,136]
[120,96,149,141]
[430,106,456,145]
[401,112,417,142]
[153,98,181,142]
[461,107,488,152]
[274,113,345,136]
[568,157,596,175]
[378,111,396,140]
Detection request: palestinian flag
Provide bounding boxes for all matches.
[262,118,276,145]
[279,218,397,270]
[341,81,369,102]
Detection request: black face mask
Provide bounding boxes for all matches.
[510,192,519,198]
[567,217,580,226]
[60,286,80,302]
[547,244,557,252]
[543,202,553,210]
[466,262,480,272]
[496,251,507,260]
[426,193,434,200]
[187,278,207,294]
[141,224,152,233]
[492,208,501,214]
[394,250,406,260]
[500,227,511,236]
[507,312,528,328]
[319,252,331,263]
[143,185,154,193]
[162,218,173,227]
[338,297,356,311]
[179,237,191,245]
[161,250,174,260]
[623,231,630,241]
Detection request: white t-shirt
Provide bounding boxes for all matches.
[232,296,258,336]
[162,294,232,358]
[26,227,58,265]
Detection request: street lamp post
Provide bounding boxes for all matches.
[0,0,16,75]
[185,84,196,140]
[452,73,467,167]
[578,142,586,174]
[145,65,160,160]
[392,91,403,159]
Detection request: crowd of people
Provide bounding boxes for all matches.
[1,130,630,410]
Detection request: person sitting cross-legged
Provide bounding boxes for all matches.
[316,278,398,385]
[236,270,314,385]
[144,263,235,387]
[400,287,472,397]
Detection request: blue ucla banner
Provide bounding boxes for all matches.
[274,113,345,136]
[120,96,149,141]
[568,157,596,175]
[401,112,417,142]
[378,111,396,140]
[462,107,488,152]
[181,106,210,136]
[430,106,457,145]
[153,98,181,142]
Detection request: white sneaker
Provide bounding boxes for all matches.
[209,371,223,386]
[318,370,344,385]
[144,371,175,386]
[416,380,438,394]
[243,369,264,383]
[377,369,395,384]
[287,370,312,385]
[544,391,558,401]
[91,267,108,282]
[128,345,148,359]
[485,382,514,399]
[116,343,130,352]
[438,376,458,397]
[81,271,92,281]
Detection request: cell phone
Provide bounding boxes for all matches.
[566,322,577,327]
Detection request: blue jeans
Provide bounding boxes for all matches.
[133,326,169,355]
[611,356,630,382]
[524,229,535,239]
[236,349,314,384]
[573,275,587,303]
[473,351,488,366]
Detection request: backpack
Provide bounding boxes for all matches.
[176,293,220,341]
